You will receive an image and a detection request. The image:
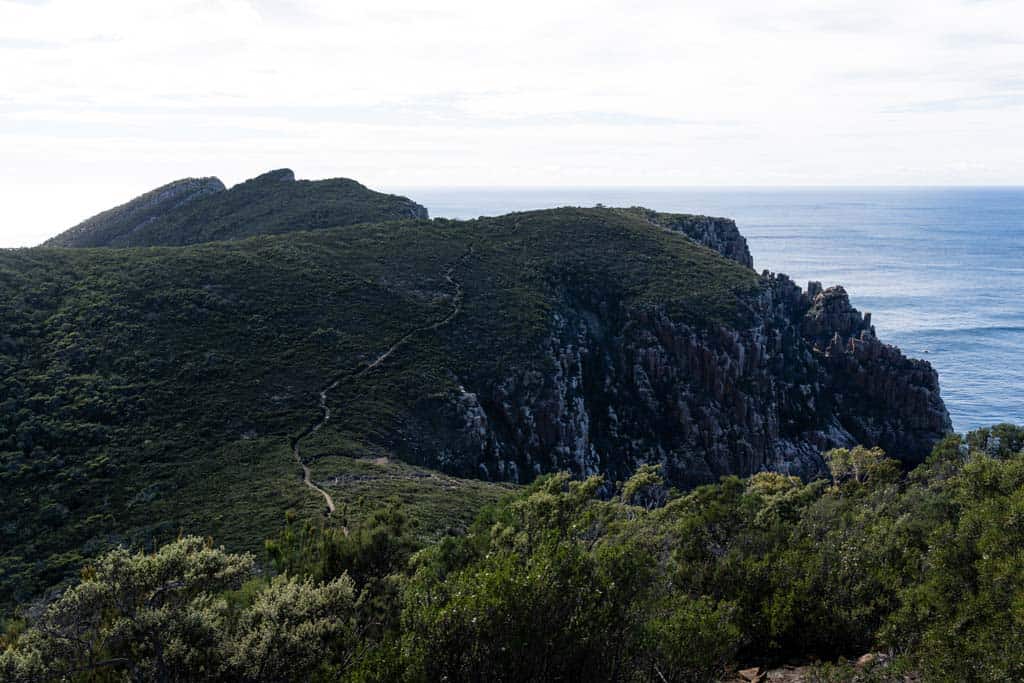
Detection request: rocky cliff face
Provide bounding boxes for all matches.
[404,254,949,488]
[800,282,951,465]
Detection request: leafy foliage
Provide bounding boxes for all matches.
[6,429,1024,680]
[0,537,355,682]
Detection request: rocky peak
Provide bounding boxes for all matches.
[793,283,951,464]
[802,285,874,345]
[248,168,296,184]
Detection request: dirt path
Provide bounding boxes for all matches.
[290,251,471,515]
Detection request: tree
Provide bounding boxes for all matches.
[824,446,900,488]
[225,574,355,682]
[0,537,356,682]
[1,536,250,681]
[265,501,419,642]
[639,595,741,683]
[621,464,670,510]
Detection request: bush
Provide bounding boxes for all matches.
[0,537,356,682]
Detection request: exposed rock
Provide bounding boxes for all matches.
[258,168,296,183]
[727,653,902,682]
[856,653,888,668]
[404,269,950,487]
[626,207,755,267]
[739,666,765,681]
[803,285,866,341]
[762,665,814,682]
[802,285,951,465]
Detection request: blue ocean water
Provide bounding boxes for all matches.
[400,187,1024,433]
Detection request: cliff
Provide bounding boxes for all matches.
[621,207,754,268]
[399,250,949,488]
[44,169,428,248]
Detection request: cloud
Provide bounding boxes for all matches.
[0,0,1022,246]
[941,31,1024,48]
[888,94,1024,113]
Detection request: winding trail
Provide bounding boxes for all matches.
[290,251,471,515]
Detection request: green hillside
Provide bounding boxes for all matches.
[0,207,758,609]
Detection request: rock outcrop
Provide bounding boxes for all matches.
[801,283,951,465]
[405,264,950,488]
[625,207,755,268]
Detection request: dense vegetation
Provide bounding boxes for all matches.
[4,426,1024,682]
[7,186,984,681]
[0,208,758,612]
[43,169,428,248]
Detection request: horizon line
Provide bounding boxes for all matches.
[387,183,1024,190]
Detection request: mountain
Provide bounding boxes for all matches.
[43,169,428,248]
[41,177,227,248]
[0,193,950,610]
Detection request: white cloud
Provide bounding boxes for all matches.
[0,0,1022,245]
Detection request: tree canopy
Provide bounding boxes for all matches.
[5,426,1024,681]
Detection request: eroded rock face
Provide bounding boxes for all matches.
[407,272,951,488]
[627,208,755,268]
[802,284,951,465]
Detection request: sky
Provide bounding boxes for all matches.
[1,0,1023,247]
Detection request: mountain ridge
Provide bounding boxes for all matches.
[43,169,429,248]
[42,176,227,248]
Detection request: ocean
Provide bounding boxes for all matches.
[400,187,1024,433]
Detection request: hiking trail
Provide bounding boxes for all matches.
[290,251,471,515]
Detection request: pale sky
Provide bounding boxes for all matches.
[2,0,1023,247]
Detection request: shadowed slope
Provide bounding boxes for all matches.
[44,169,428,248]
